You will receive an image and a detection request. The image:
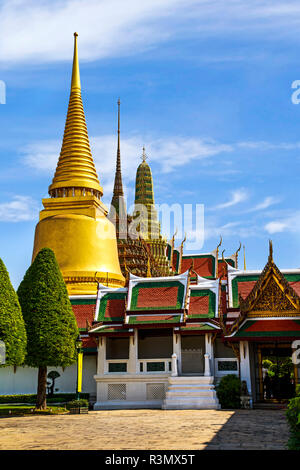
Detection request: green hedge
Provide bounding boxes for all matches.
[286,394,300,450]
[216,374,241,409]
[0,393,89,404]
[66,399,89,409]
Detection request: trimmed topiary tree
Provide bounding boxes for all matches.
[0,258,27,366]
[17,248,79,410]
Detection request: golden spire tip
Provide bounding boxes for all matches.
[71,31,81,91]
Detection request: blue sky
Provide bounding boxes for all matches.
[1,0,300,287]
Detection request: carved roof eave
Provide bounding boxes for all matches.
[239,256,300,315]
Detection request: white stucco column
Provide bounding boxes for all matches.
[128,329,138,374]
[239,341,252,405]
[97,336,106,375]
[205,333,214,376]
[173,330,181,375]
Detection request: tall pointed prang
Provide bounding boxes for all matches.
[49,33,102,198]
[110,99,127,239]
[111,99,125,205]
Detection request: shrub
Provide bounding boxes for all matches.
[286,396,300,450]
[216,374,241,409]
[0,393,89,404]
[66,399,89,409]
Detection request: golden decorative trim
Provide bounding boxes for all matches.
[239,246,300,316]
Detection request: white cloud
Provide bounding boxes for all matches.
[247,196,281,212]
[264,211,300,234]
[265,221,288,233]
[2,1,300,65]
[0,0,195,65]
[210,188,249,210]
[21,134,233,188]
[0,195,38,222]
[237,141,300,151]
[24,141,59,172]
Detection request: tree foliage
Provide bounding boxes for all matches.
[17,248,79,368]
[0,258,26,366]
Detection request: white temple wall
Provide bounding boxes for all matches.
[213,337,239,380]
[94,375,169,409]
[0,355,96,397]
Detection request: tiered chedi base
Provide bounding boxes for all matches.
[162,376,220,410]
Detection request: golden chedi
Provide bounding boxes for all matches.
[32,33,125,295]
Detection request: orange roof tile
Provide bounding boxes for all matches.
[72,304,95,329]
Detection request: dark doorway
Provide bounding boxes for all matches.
[255,344,296,402]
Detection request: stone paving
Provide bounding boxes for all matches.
[0,409,289,450]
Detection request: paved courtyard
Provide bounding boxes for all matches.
[0,409,289,450]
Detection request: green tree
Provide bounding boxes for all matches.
[17,248,79,410]
[0,258,26,366]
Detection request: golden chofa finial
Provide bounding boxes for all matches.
[71,32,81,91]
[234,241,241,269]
[269,239,273,262]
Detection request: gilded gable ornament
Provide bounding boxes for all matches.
[250,276,296,313]
[239,241,300,318]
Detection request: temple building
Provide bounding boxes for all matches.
[1,33,300,410]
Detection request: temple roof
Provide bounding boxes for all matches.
[187,280,219,320]
[70,297,96,330]
[227,241,300,337]
[227,266,300,310]
[127,271,189,312]
[227,319,300,341]
[181,252,217,278]
[94,288,127,323]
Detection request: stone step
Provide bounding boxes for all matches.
[168,384,213,391]
[166,390,217,398]
[169,376,214,384]
[163,375,220,410]
[162,397,220,410]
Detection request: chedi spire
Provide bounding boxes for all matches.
[32,33,124,295]
[49,33,102,199]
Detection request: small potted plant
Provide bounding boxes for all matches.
[67,399,89,414]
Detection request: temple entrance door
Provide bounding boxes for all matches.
[255,343,296,402]
[181,335,205,375]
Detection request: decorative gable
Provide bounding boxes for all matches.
[239,242,300,318]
